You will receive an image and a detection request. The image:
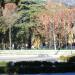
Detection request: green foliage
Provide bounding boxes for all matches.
[17,0,44,25]
[0,0,46,49]
[13,0,45,43]
[33,0,46,4]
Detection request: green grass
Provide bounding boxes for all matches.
[0,61,7,67]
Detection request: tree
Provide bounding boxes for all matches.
[2,1,19,49]
[14,0,46,49]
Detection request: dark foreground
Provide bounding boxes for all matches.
[1,73,75,75]
[0,56,75,74]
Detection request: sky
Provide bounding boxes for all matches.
[57,0,75,6]
[46,0,75,6]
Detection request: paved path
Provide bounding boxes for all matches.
[0,50,74,62]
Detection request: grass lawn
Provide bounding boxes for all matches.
[0,61,7,67]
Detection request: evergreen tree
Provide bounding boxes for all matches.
[14,0,45,48]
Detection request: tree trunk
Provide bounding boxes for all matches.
[9,25,12,50]
[27,28,32,49]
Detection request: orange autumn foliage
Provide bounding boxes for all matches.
[37,1,75,44]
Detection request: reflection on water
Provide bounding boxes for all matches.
[0,73,75,75]
[18,73,75,75]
